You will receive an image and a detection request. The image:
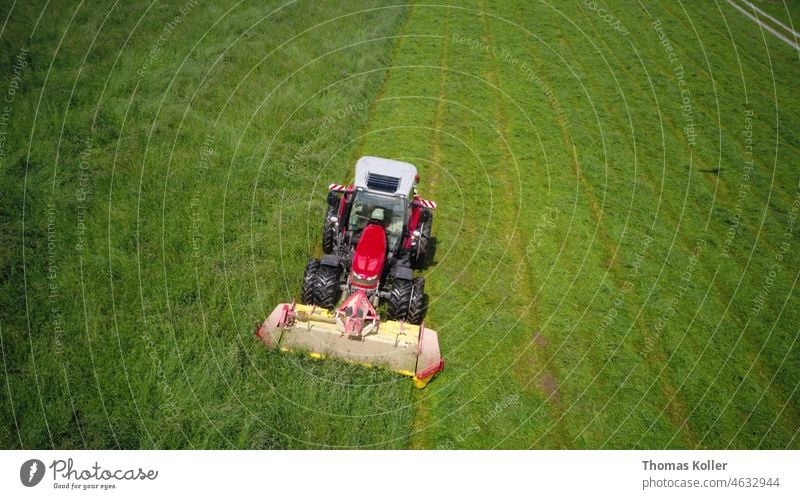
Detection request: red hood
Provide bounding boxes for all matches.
[352,224,386,281]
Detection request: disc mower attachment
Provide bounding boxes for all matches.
[255,293,444,388]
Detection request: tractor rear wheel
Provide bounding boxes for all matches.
[406,277,427,325]
[322,206,337,253]
[387,278,412,322]
[314,264,340,309]
[300,259,319,305]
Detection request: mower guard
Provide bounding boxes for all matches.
[255,301,444,388]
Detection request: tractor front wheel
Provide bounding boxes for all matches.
[314,264,341,309]
[406,277,427,325]
[387,278,412,322]
[300,259,320,305]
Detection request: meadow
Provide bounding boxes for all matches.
[1,0,798,449]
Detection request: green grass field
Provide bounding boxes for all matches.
[1,0,798,449]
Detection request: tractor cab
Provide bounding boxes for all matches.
[345,156,418,252]
[347,190,406,250]
[325,157,435,269]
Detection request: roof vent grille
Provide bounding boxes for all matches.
[366,173,400,192]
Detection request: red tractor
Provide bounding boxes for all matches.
[301,156,436,324]
[255,156,443,388]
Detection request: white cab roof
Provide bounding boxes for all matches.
[354,156,417,197]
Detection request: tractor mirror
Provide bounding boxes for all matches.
[327,191,339,206]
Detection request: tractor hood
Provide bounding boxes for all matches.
[351,224,386,287]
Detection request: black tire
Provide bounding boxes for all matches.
[322,206,337,254]
[411,210,432,269]
[314,264,340,309]
[387,278,413,322]
[406,277,427,325]
[300,259,319,304]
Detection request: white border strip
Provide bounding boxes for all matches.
[2,450,800,498]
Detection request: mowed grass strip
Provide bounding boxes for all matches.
[354,0,799,448]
